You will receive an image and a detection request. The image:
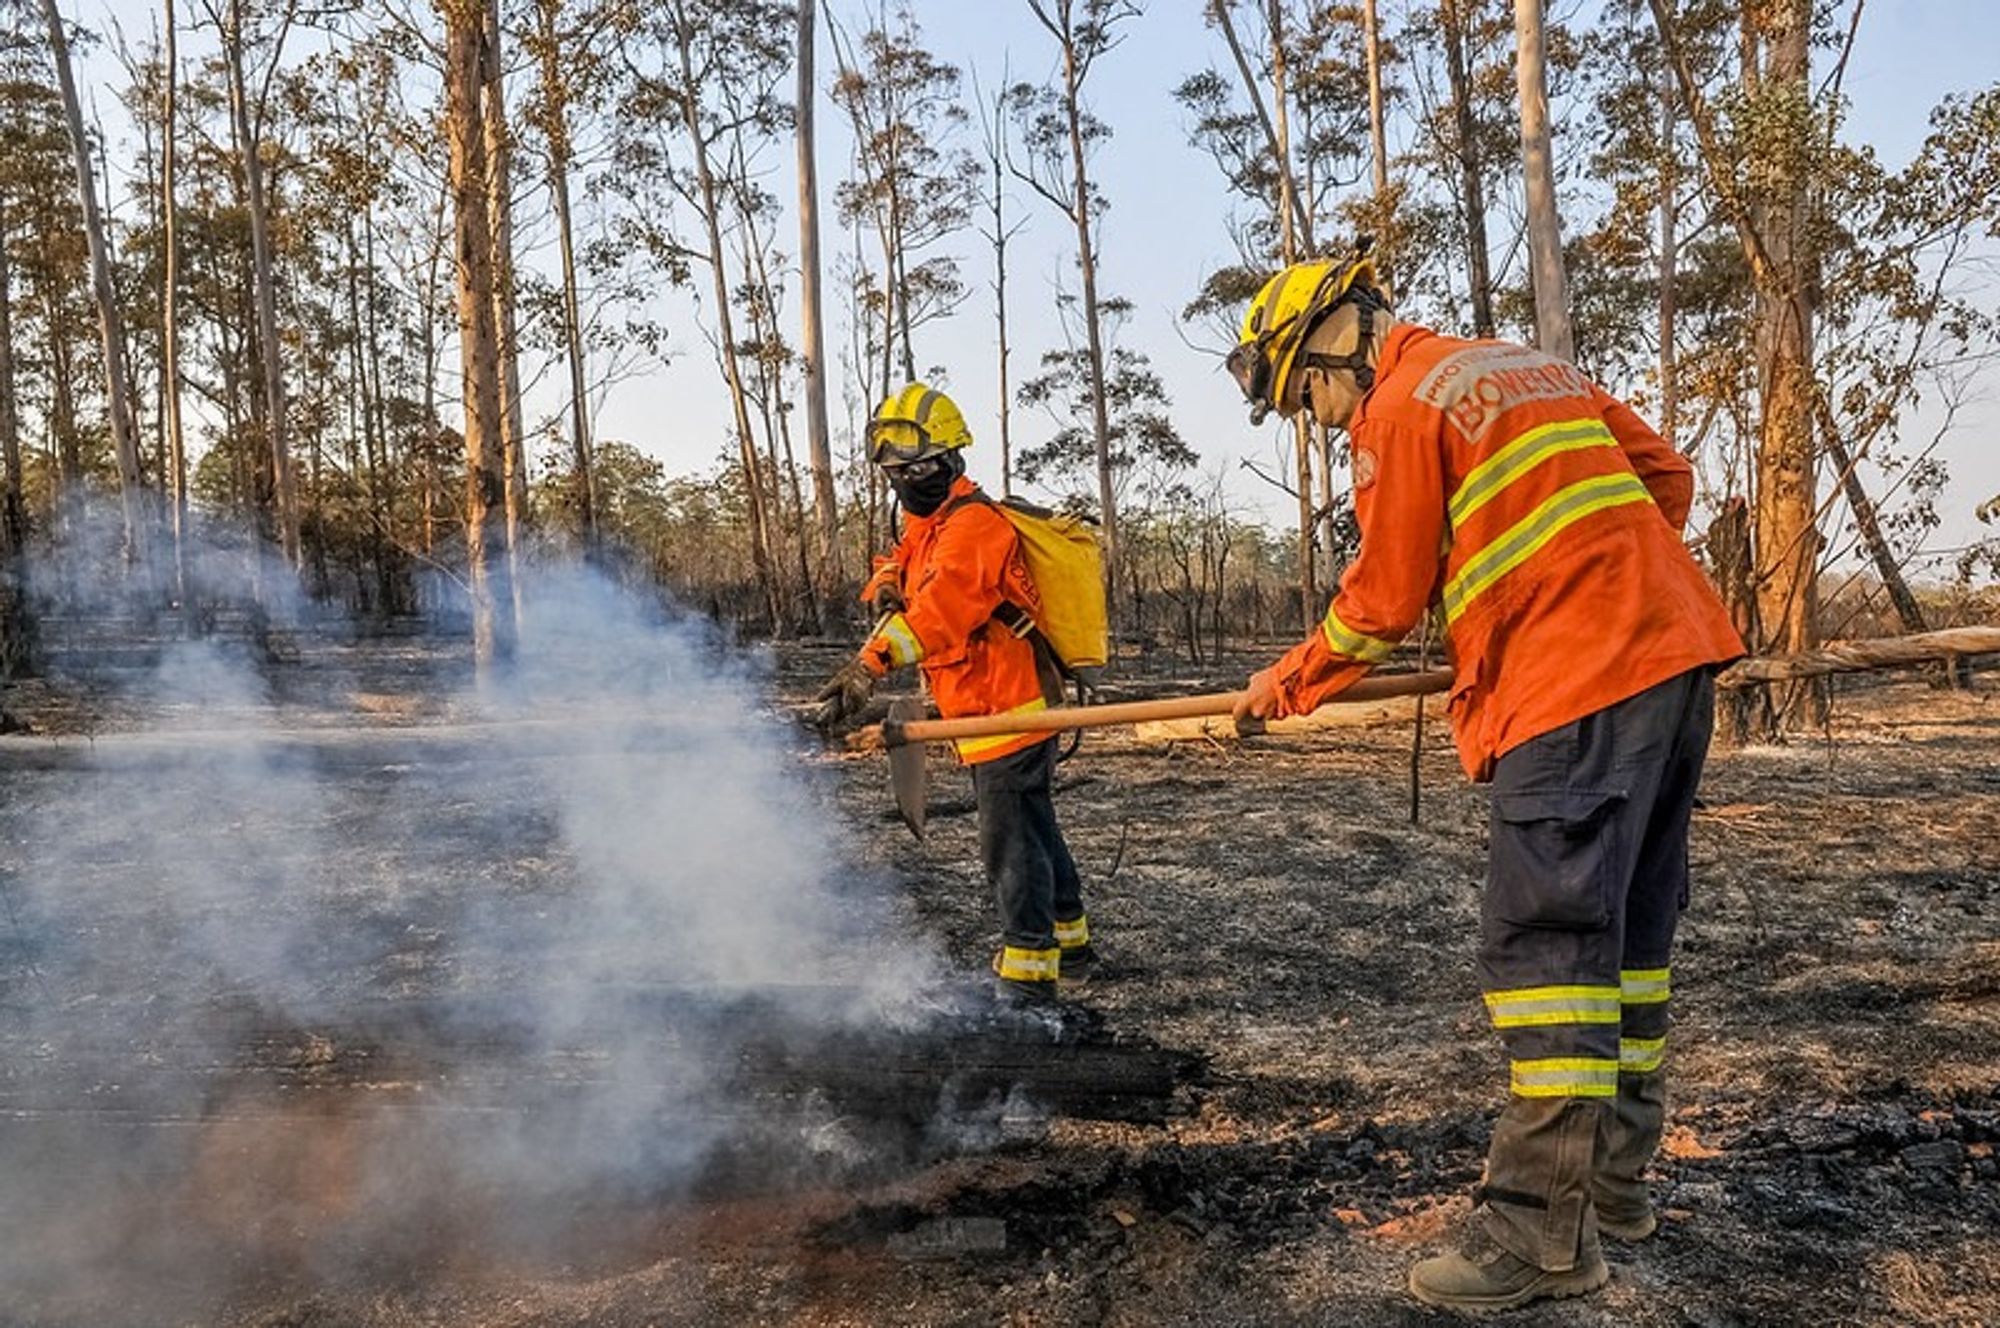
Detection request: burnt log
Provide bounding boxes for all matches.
[0,984,1199,1138]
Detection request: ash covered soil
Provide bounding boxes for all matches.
[2,637,1997,1327]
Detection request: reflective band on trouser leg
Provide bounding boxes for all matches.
[994,945,1060,983]
[1621,967,1671,1004]
[1053,915,1089,950]
[1511,1056,1619,1098]
[873,613,925,668]
[1443,472,1654,623]
[1488,983,1621,1098]
[1619,1037,1666,1074]
[1483,984,1622,1029]
[954,697,1051,760]
[1619,966,1671,1074]
[1320,607,1397,663]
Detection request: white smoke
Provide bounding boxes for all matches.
[0,546,967,1320]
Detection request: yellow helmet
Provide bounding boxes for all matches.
[867,383,972,465]
[1228,248,1390,424]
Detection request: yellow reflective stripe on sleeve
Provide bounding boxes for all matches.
[1511,1057,1619,1097]
[1621,968,1672,1004]
[1483,984,1622,1028]
[1443,472,1654,624]
[994,945,1061,981]
[875,614,924,668]
[954,696,1051,759]
[1054,916,1090,948]
[1448,417,1619,527]
[1320,606,1398,663]
[1620,1037,1667,1073]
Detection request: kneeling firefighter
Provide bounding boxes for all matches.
[814,384,1098,1003]
[1226,251,1744,1312]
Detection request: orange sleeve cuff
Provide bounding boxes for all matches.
[1269,632,1373,718]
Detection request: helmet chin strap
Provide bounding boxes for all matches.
[1299,297,1379,394]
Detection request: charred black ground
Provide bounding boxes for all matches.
[0,635,1994,1326]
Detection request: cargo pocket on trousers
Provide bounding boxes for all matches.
[1489,790,1626,930]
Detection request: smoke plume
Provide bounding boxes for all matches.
[0,548,964,1323]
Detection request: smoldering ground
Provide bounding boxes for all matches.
[0,554,1018,1323]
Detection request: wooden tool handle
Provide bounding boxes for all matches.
[879,669,1453,746]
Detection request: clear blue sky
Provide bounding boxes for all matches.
[77,0,2000,564]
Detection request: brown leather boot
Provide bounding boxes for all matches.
[1409,1222,1609,1314]
[1411,1095,1612,1312]
[1480,1095,1608,1268]
[1595,1070,1667,1240]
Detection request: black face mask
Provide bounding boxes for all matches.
[888,457,958,516]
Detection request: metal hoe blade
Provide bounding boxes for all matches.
[886,697,928,839]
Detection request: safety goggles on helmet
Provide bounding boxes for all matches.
[866,417,947,466]
[880,452,949,480]
[867,382,972,466]
[1226,340,1277,425]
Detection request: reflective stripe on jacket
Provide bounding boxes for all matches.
[860,476,1051,764]
[1268,325,1745,778]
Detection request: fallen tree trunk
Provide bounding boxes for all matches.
[1716,625,2000,687]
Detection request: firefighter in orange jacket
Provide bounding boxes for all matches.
[814,384,1094,1003]
[1227,254,1744,1313]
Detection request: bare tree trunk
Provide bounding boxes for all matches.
[734,146,820,632]
[794,0,841,601]
[442,0,516,669]
[1441,0,1495,338]
[42,0,149,569]
[223,0,299,567]
[1048,1,1118,605]
[1513,0,1573,360]
[984,82,1017,496]
[1656,55,1678,446]
[1266,1,1317,631]
[420,177,449,562]
[975,74,1022,496]
[1816,406,1925,635]
[47,307,80,494]
[1749,1,1817,666]
[162,0,189,607]
[671,9,782,632]
[532,0,597,553]
[483,0,529,626]
[0,199,27,560]
[0,198,31,677]
[1208,0,1308,244]
[1364,0,1389,212]
[361,182,398,612]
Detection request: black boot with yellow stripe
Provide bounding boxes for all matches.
[1055,914,1098,984]
[993,944,1061,1005]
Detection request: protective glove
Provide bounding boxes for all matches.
[869,582,908,616]
[813,657,878,730]
[861,559,906,616]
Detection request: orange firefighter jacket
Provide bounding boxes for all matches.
[1268,324,1745,779]
[859,476,1052,764]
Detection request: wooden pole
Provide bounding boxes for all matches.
[875,670,1453,747]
